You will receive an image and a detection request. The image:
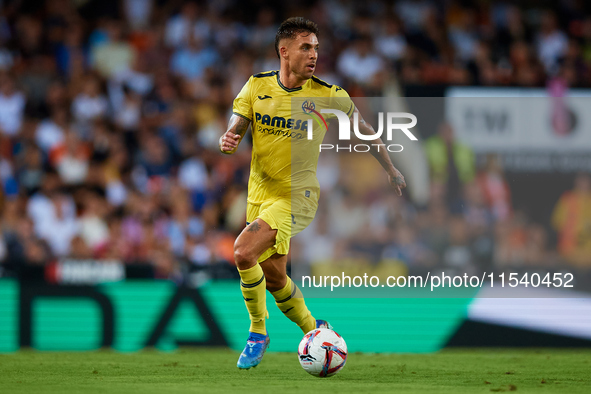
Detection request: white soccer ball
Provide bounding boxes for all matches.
[298,328,347,377]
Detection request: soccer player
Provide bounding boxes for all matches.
[219,17,406,369]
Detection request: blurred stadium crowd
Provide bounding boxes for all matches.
[0,0,590,282]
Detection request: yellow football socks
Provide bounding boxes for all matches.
[238,264,268,335]
[272,276,316,334]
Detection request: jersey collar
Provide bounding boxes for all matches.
[276,72,307,92]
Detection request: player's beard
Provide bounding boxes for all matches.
[300,64,315,79]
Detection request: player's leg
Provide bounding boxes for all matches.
[234,218,277,369]
[260,252,324,334]
[260,193,331,332]
[234,218,277,335]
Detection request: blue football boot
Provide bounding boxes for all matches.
[316,319,333,330]
[237,331,270,369]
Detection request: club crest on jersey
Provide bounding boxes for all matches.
[302,100,316,114]
[302,100,328,133]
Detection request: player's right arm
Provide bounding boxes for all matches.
[219,115,250,154]
[219,76,254,155]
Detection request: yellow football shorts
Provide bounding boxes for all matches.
[246,190,318,263]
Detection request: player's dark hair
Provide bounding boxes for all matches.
[275,17,319,58]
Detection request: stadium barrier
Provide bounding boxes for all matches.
[2,276,590,353]
[0,278,473,353]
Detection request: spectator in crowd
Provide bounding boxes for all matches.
[424,122,475,208]
[55,22,88,76]
[375,17,407,63]
[448,7,479,62]
[395,0,434,34]
[461,181,494,231]
[91,19,137,79]
[164,1,210,49]
[0,73,26,138]
[78,191,110,253]
[123,0,154,31]
[494,211,529,268]
[382,223,434,272]
[37,190,79,257]
[337,35,385,88]
[536,10,568,76]
[552,173,591,266]
[523,224,556,267]
[16,144,45,195]
[170,35,218,82]
[71,77,109,126]
[113,84,142,131]
[441,216,478,275]
[50,129,92,184]
[477,154,511,222]
[36,106,68,154]
[0,134,14,189]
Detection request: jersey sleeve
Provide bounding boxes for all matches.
[232,76,254,121]
[332,85,355,118]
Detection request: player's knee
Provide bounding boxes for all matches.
[234,246,257,270]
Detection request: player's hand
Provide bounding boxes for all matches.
[220,132,241,154]
[388,169,406,197]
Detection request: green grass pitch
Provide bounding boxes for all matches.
[1,348,590,393]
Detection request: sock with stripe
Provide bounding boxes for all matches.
[271,276,316,334]
[238,264,267,335]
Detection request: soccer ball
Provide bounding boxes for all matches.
[298,328,347,377]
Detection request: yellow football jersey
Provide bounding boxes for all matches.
[232,70,355,205]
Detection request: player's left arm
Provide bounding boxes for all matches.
[352,108,406,196]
